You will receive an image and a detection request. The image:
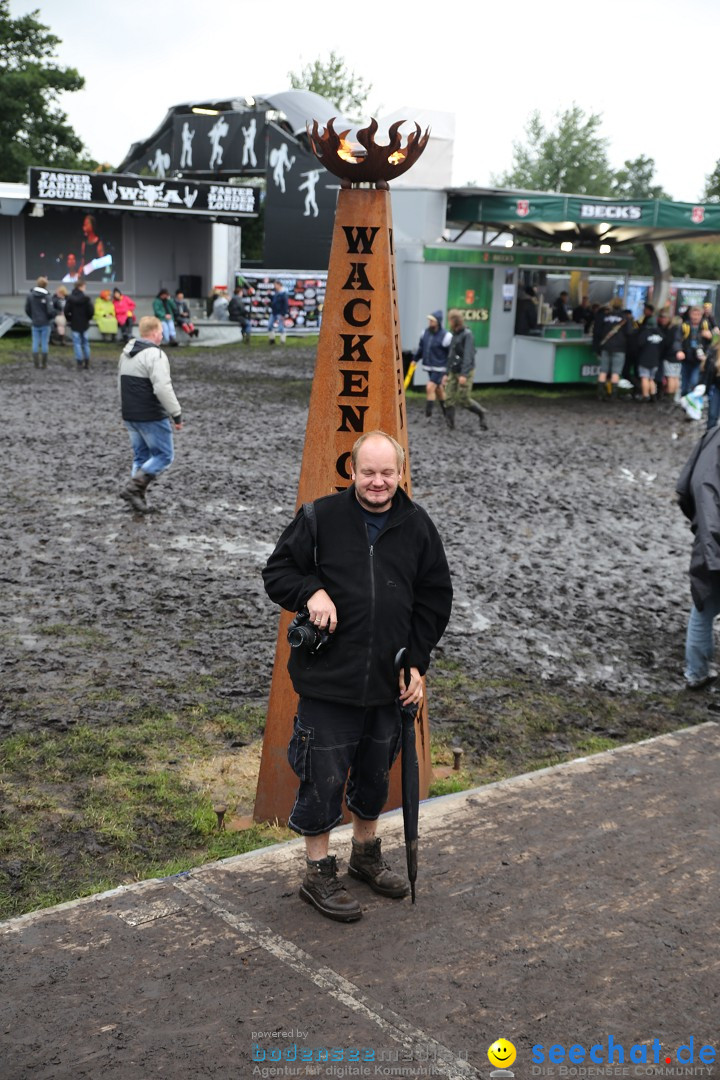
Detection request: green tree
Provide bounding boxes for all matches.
[0,2,95,182]
[288,51,371,120]
[703,160,720,202]
[493,104,615,196]
[611,155,672,200]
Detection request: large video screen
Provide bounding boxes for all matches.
[24,209,124,284]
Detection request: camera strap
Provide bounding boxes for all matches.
[302,501,318,568]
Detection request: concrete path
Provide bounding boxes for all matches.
[2,723,718,1080]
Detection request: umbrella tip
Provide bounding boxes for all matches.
[411,883,416,904]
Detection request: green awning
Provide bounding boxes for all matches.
[446,189,720,246]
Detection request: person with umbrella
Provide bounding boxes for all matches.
[262,431,452,923]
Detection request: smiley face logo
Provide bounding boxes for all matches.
[488,1039,517,1069]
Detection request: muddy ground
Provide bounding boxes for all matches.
[0,341,717,908]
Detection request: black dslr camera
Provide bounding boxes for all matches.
[287,608,334,656]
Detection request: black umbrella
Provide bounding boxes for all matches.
[394,647,419,903]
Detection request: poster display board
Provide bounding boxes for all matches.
[235,269,327,334]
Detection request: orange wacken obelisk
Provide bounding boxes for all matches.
[253,117,431,824]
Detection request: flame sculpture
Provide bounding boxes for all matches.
[307,116,430,187]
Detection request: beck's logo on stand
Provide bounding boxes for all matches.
[516,200,530,217]
[692,206,705,224]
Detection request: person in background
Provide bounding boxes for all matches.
[552,290,570,323]
[655,309,678,403]
[228,285,252,343]
[701,328,720,430]
[152,289,179,347]
[572,295,593,332]
[674,305,713,397]
[445,309,488,431]
[676,425,720,689]
[702,301,716,330]
[593,298,629,400]
[64,278,94,370]
[515,286,539,335]
[52,285,68,347]
[95,290,118,343]
[212,288,230,321]
[113,288,137,344]
[634,314,671,403]
[175,290,199,338]
[414,310,452,420]
[25,275,56,369]
[118,315,183,514]
[268,280,290,344]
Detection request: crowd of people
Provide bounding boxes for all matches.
[591,299,717,420]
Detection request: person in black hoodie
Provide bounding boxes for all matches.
[24,276,56,368]
[64,279,95,370]
[593,297,630,400]
[634,314,671,402]
[263,431,452,923]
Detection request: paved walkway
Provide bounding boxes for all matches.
[2,723,718,1080]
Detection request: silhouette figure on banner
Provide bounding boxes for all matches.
[209,117,230,169]
[270,143,296,193]
[180,122,195,168]
[242,118,257,167]
[148,148,170,178]
[299,170,320,217]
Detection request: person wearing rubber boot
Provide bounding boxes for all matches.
[118,316,182,514]
[263,431,453,922]
[413,311,452,421]
[445,310,488,432]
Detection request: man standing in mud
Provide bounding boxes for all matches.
[262,431,452,923]
[118,315,182,514]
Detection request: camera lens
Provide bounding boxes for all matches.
[288,624,315,649]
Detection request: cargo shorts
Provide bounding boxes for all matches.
[287,696,402,836]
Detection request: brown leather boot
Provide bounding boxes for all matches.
[299,856,362,922]
[348,837,409,898]
[119,470,153,513]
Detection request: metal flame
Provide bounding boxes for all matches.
[307,117,430,184]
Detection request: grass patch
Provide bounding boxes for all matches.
[0,701,289,920]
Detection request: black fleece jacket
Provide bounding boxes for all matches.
[262,486,453,706]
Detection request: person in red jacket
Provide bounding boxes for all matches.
[112,289,136,343]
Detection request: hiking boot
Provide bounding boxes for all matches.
[445,405,456,430]
[119,470,153,513]
[425,400,433,419]
[299,855,362,922]
[41,354,48,369]
[348,838,409,899]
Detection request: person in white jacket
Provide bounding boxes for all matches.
[117,316,183,514]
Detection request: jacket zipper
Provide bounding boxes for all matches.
[361,507,417,703]
[362,540,376,703]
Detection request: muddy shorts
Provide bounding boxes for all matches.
[287,697,402,836]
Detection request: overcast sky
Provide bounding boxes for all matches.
[12,0,718,202]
